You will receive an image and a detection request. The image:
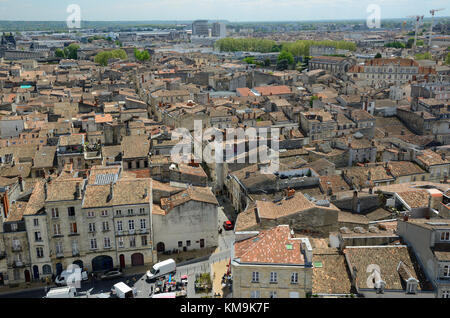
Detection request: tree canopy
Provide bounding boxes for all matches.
[94,49,127,66]
[278,51,294,64]
[134,48,150,61]
[215,38,356,56]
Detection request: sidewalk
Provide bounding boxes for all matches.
[0,281,51,296]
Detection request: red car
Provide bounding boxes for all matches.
[223,221,234,231]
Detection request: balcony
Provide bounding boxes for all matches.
[139,229,148,234]
[129,229,136,235]
[13,261,24,268]
[72,251,80,257]
[12,245,22,252]
[56,252,64,259]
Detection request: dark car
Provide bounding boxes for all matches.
[223,221,234,231]
[100,269,123,280]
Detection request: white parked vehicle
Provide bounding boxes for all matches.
[55,269,88,286]
[110,282,134,298]
[146,259,176,281]
[45,286,77,298]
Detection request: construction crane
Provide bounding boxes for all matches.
[428,8,445,49]
[402,21,407,35]
[407,15,424,53]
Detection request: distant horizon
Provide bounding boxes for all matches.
[0,17,448,23]
[1,0,449,22]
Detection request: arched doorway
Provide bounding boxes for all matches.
[32,265,39,280]
[92,255,113,272]
[119,254,125,269]
[131,253,144,266]
[156,242,165,253]
[73,260,84,270]
[24,270,31,283]
[55,263,63,276]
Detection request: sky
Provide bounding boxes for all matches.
[0,0,449,22]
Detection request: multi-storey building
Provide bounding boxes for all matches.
[348,58,436,86]
[397,218,450,298]
[232,225,313,298]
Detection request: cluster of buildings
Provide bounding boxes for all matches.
[0,27,449,298]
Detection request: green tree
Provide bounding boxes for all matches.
[243,57,256,64]
[415,52,432,60]
[446,53,450,65]
[63,43,79,60]
[134,48,150,61]
[95,49,127,66]
[278,51,294,65]
[375,53,382,58]
[55,48,66,58]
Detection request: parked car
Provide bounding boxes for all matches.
[100,269,123,280]
[146,259,176,281]
[55,269,88,286]
[223,221,234,231]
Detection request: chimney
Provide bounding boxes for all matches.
[18,177,23,192]
[107,182,114,202]
[44,182,48,200]
[75,183,81,199]
[441,153,446,161]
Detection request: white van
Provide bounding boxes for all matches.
[45,286,77,298]
[55,269,88,286]
[146,259,176,281]
[111,282,134,298]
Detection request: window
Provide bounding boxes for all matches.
[102,221,109,231]
[53,224,61,236]
[140,208,145,214]
[252,272,259,283]
[127,209,134,216]
[43,265,52,275]
[36,247,44,258]
[72,241,79,255]
[70,223,77,234]
[443,265,450,277]
[55,242,63,255]
[117,221,123,231]
[101,210,108,217]
[88,223,96,232]
[34,231,42,242]
[270,291,277,298]
[443,290,450,298]
[104,237,111,248]
[250,290,260,298]
[128,220,135,231]
[141,236,148,246]
[270,272,278,283]
[186,240,191,247]
[116,210,122,216]
[441,232,450,241]
[11,223,17,231]
[291,273,298,284]
[178,241,183,248]
[87,211,95,218]
[33,219,39,227]
[68,207,75,217]
[130,237,136,248]
[118,237,124,248]
[90,239,97,250]
[51,208,59,218]
[140,219,146,229]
